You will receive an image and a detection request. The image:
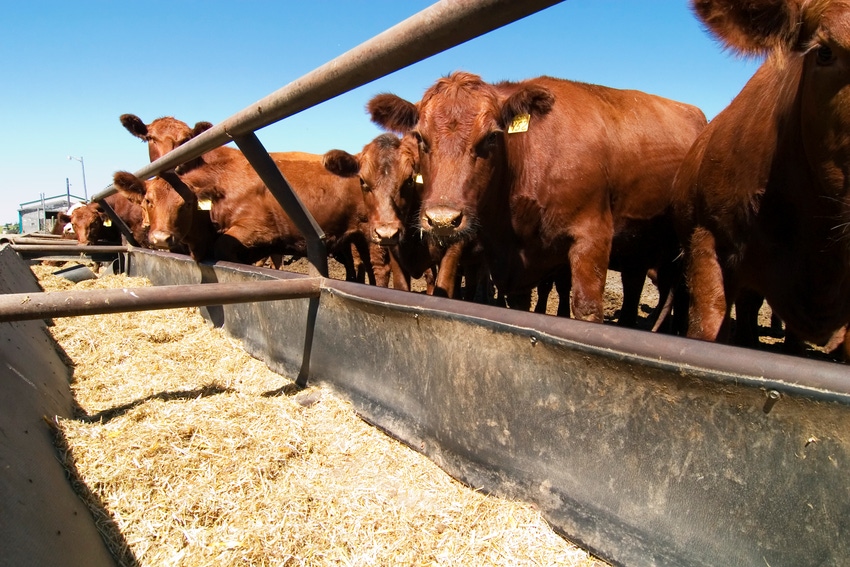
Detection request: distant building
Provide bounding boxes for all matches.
[18,192,86,234]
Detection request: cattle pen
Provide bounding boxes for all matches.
[2,1,849,566]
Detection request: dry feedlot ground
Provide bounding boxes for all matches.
[33,261,611,567]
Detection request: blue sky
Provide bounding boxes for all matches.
[0,1,761,226]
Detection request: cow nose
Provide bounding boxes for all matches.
[374,224,400,245]
[150,230,175,249]
[424,206,463,234]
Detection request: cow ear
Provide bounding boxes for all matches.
[193,121,214,136]
[500,85,555,130]
[400,134,420,175]
[57,212,72,224]
[113,171,146,204]
[368,94,419,134]
[120,114,149,139]
[323,150,361,178]
[691,0,807,55]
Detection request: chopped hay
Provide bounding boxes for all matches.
[33,262,608,567]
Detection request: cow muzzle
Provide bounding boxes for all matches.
[423,206,463,237]
[374,224,401,246]
[149,230,176,249]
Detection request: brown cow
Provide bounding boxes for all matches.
[69,194,148,246]
[323,134,438,292]
[112,171,216,262]
[673,0,850,359]
[121,114,378,280]
[368,72,706,324]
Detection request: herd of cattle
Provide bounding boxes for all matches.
[53,0,850,362]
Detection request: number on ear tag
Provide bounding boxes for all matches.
[508,113,530,134]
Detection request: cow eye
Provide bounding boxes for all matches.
[475,131,500,158]
[816,45,835,66]
[360,179,372,192]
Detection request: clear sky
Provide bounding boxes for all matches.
[0,1,761,226]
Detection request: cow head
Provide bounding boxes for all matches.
[69,202,108,244]
[694,0,850,217]
[113,171,199,251]
[323,133,420,246]
[367,71,553,244]
[120,114,214,163]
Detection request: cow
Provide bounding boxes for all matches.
[53,202,86,239]
[68,194,148,246]
[672,0,850,360]
[120,114,379,281]
[323,133,503,299]
[112,171,216,262]
[323,134,438,292]
[367,71,706,325]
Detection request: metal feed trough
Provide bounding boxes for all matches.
[2,2,849,566]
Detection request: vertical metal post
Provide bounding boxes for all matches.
[232,132,327,387]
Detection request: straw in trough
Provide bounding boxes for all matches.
[33,262,608,567]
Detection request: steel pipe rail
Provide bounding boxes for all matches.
[9,244,128,255]
[90,0,565,201]
[0,277,322,323]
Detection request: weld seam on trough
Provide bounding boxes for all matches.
[321,282,850,404]
[0,277,322,322]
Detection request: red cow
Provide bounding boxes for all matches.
[323,134,438,292]
[673,0,850,359]
[69,194,148,246]
[112,171,216,262]
[368,72,706,324]
[53,202,85,239]
[120,114,378,281]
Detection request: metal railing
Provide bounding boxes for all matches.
[90,0,565,276]
[11,0,567,386]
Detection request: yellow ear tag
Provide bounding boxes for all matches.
[103,218,112,227]
[415,174,424,185]
[198,199,212,211]
[508,113,530,134]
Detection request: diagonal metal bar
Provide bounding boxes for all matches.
[98,198,140,247]
[91,0,566,200]
[233,132,328,278]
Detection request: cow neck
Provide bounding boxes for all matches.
[475,136,529,280]
[175,145,236,202]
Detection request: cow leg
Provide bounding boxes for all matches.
[568,235,610,323]
[617,268,646,327]
[534,278,554,314]
[506,290,532,311]
[732,290,764,347]
[213,233,249,263]
[387,248,411,291]
[685,227,728,340]
[432,242,464,298]
[368,243,391,287]
[355,240,379,285]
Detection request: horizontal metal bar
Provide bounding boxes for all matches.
[0,277,322,322]
[91,0,564,200]
[10,244,128,254]
[1,236,80,246]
